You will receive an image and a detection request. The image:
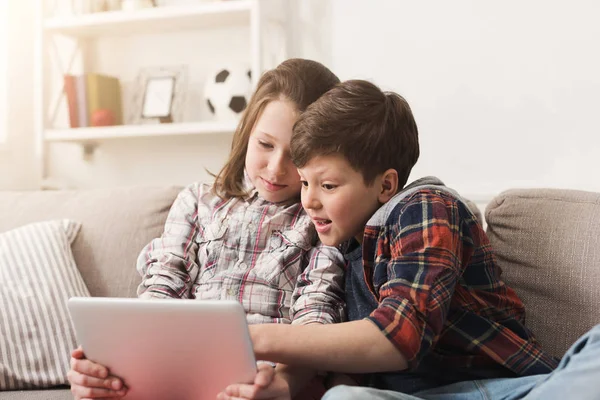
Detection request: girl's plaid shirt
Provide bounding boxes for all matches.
[136,181,346,326]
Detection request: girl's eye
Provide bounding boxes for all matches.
[323,184,336,190]
[300,180,308,187]
[258,140,273,149]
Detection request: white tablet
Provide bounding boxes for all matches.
[68,297,257,400]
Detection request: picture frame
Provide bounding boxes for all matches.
[141,76,175,123]
[126,65,188,125]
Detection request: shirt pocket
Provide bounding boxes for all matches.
[195,220,228,280]
[257,228,314,287]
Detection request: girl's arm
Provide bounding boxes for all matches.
[136,183,204,299]
[289,242,346,325]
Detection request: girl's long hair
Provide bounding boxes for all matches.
[212,58,340,199]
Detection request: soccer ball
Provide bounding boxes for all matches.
[204,65,252,121]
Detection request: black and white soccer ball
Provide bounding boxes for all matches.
[204,65,252,121]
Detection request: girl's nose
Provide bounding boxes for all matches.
[268,153,288,177]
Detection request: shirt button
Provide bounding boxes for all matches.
[227,288,236,296]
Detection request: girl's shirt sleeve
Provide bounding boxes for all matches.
[136,183,204,299]
[290,241,346,325]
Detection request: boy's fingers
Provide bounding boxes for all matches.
[70,358,110,379]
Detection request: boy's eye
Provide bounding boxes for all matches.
[258,140,273,149]
[322,184,336,190]
[300,180,308,187]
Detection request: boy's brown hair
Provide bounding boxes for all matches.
[213,58,340,198]
[291,79,420,190]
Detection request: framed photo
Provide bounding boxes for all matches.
[141,76,175,122]
[126,65,188,125]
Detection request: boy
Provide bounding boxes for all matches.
[220,80,600,400]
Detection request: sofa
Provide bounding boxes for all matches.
[0,185,599,399]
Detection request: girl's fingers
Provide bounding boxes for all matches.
[70,357,110,379]
[70,383,127,399]
[67,369,124,390]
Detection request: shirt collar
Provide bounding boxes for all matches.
[242,170,259,201]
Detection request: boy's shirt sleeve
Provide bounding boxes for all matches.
[290,242,346,325]
[136,183,203,299]
[366,191,464,370]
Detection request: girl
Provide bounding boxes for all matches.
[67,58,344,399]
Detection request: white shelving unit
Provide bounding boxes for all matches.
[43,1,254,37]
[35,0,290,188]
[45,120,239,142]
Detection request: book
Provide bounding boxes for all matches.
[75,75,89,127]
[85,73,123,126]
[63,74,79,128]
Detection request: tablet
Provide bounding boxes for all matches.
[68,297,257,400]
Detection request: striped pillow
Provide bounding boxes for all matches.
[0,219,90,389]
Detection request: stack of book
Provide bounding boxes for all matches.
[63,73,123,128]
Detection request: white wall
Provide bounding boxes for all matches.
[329,0,600,204]
[4,0,600,203]
[0,0,38,190]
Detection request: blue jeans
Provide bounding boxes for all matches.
[323,324,600,400]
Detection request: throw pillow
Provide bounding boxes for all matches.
[0,219,90,390]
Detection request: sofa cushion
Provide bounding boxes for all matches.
[0,388,71,400]
[0,220,89,390]
[0,186,182,298]
[485,188,600,358]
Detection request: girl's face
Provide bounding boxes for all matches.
[245,99,302,203]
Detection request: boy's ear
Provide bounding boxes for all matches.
[378,169,398,204]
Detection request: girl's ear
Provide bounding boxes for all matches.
[378,169,399,204]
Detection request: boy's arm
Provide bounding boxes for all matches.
[136,184,202,299]
[251,320,408,373]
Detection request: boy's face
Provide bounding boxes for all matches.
[298,154,383,246]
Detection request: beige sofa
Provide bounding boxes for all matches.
[0,186,599,399]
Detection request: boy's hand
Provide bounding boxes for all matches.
[217,362,291,400]
[67,346,128,399]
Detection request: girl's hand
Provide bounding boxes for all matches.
[67,346,128,399]
[217,362,291,400]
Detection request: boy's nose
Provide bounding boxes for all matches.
[302,189,321,210]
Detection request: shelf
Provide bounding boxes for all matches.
[44,1,253,37]
[45,120,238,142]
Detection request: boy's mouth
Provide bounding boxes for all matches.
[312,218,332,233]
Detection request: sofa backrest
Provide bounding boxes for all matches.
[486,188,600,358]
[0,186,182,298]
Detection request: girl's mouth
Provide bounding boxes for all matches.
[262,178,286,192]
